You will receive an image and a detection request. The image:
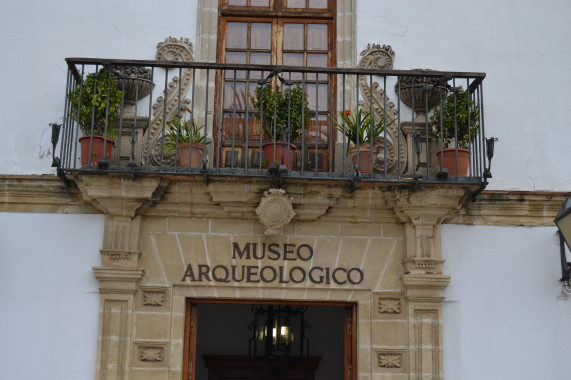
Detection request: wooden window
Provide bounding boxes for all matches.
[216,0,336,169]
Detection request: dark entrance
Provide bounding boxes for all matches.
[183,300,356,380]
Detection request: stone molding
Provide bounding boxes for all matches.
[2,175,568,226]
[0,175,98,214]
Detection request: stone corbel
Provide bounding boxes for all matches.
[73,174,168,288]
[74,174,168,218]
[388,186,471,275]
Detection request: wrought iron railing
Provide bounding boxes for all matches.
[51,58,495,187]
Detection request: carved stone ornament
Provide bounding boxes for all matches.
[357,44,407,174]
[143,291,165,306]
[140,347,163,362]
[256,189,296,235]
[378,353,402,368]
[141,37,195,166]
[378,298,401,314]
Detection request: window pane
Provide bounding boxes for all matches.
[250,52,271,79]
[283,23,305,51]
[283,53,304,80]
[308,0,327,9]
[226,22,248,49]
[225,52,247,79]
[307,54,327,80]
[307,24,327,51]
[251,23,272,50]
[307,83,329,111]
[251,0,270,7]
[224,82,247,109]
[286,0,306,8]
[283,53,304,66]
[228,0,247,5]
[307,53,327,67]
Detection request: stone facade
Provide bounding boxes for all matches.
[1,174,567,379]
[65,175,484,379]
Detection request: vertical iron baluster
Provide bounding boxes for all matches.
[144,67,155,171]
[396,75,402,178]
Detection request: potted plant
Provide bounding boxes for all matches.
[334,108,394,173]
[251,84,310,170]
[165,106,208,167]
[429,87,480,176]
[69,67,122,166]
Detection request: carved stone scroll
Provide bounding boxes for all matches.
[142,37,195,166]
[357,44,407,174]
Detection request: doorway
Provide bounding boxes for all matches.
[183,300,356,380]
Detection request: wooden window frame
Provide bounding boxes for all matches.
[214,0,337,170]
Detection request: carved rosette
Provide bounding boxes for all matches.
[256,189,296,235]
[357,44,407,174]
[142,37,195,166]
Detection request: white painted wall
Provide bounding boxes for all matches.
[0,213,103,380]
[357,0,571,191]
[0,0,197,175]
[443,225,571,379]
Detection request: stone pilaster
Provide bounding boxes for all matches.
[74,174,168,380]
[388,186,470,380]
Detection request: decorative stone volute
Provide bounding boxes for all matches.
[256,188,296,235]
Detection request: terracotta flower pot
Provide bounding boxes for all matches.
[436,148,470,176]
[178,142,205,167]
[262,142,297,170]
[79,135,114,166]
[350,146,377,174]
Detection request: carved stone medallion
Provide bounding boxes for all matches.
[256,189,296,235]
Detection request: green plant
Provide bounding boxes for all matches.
[164,106,208,155]
[251,84,311,142]
[430,87,480,148]
[333,108,394,155]
[69,68,122,136]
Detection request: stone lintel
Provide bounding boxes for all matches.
[93,267,145,294]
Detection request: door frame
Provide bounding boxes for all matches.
[182,298,357,380]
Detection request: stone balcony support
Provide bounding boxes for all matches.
[75,174,168,380]
[387,186,471,380]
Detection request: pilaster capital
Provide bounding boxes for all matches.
[92,267,145,294]
[385,186,474,275]
[387,186,471,226]
[402,273,451,301]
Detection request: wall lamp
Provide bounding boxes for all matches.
[555,196,571,294]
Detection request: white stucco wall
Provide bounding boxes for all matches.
[443,224,571,379]
[358,0,571,191]
[0,0,197,175]
[0,213,103,380]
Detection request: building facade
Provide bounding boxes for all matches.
[1,1,571,379]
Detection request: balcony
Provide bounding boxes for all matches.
[52,57,493,189]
